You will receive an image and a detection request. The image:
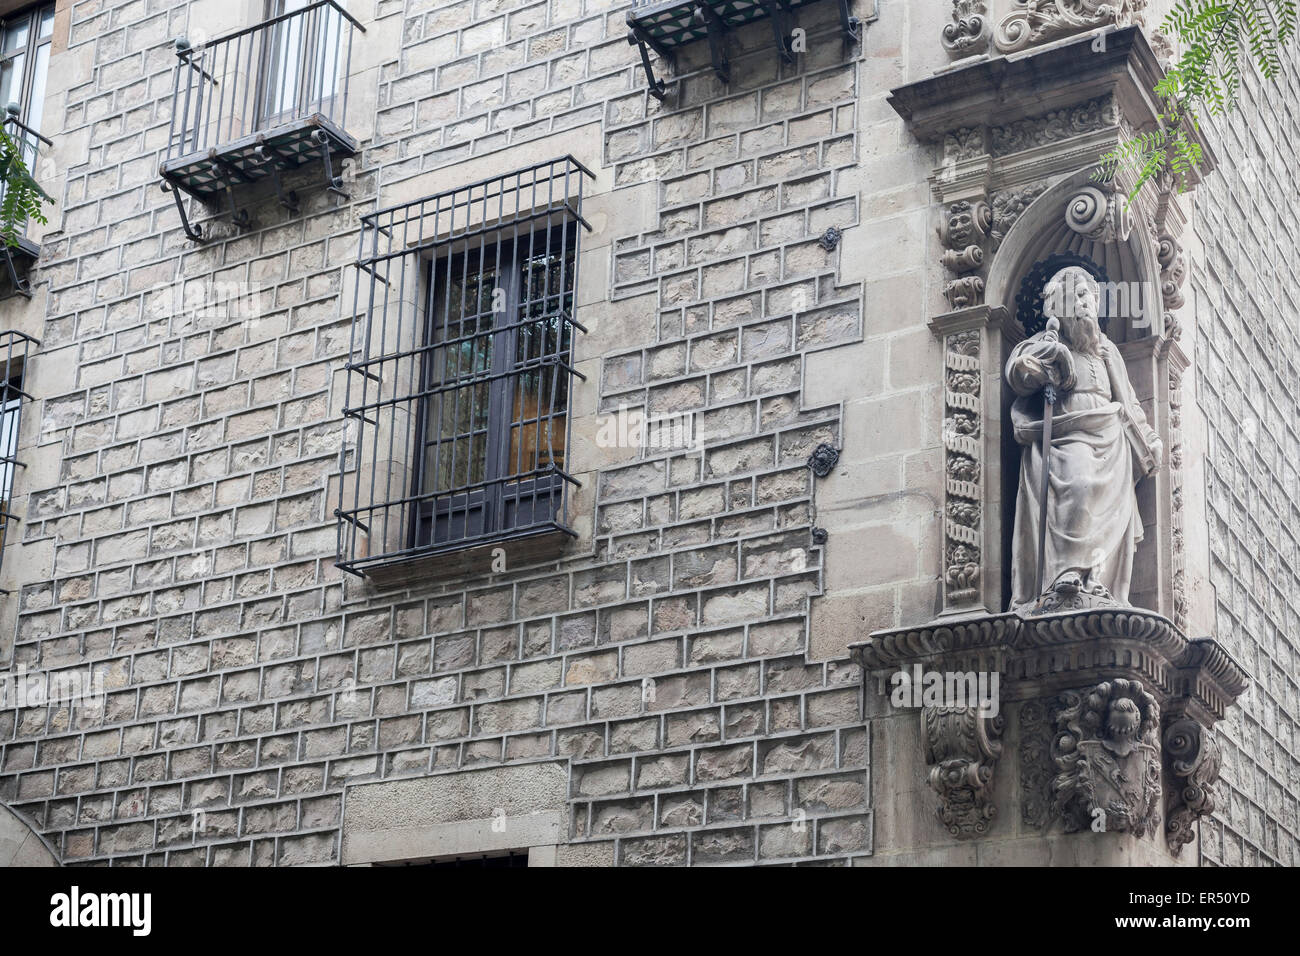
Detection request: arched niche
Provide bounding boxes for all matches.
[985,168,1179,618]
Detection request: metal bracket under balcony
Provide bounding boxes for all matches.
[159,114,358,241]
[626,0,861,98]
[1,235,40,300]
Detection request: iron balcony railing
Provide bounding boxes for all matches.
[336,157,595,577]
[165,0,363,165]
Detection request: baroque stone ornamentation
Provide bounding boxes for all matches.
[991,94,1120,156]
[1158,233,1187,309]
[1020,699,1055,828]
[817,225,842,251]
[940,200,991,308]
[1164,719,1221,855]
[943,126,985,164]
[943,329,983,607]
[1169,366,1188,630]
[1051,678,1162,835]
[995,0,1149,54]
[942,1,990,58]
[1065,184,1132,243]
[923,705,1004,838]
[990,183,1048,250]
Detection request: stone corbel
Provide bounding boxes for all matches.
[1163,719,1221,855]
[853,606,1249,854]
[923,704,1004,839]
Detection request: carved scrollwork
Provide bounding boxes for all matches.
[995,0,1149,54]
[1164,719,1221,855]
[943,1,990,58]
[923,704,1004,839]
[1065,184,1132,243]
[1158,233,1187,309]
[1051,678,1162,836]
[1020,698,1055,828]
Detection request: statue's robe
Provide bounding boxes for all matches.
[1005,333,1159,607]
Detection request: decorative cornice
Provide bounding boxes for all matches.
[854,605,1248,723]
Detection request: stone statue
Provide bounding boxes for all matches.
[1005,266,1162,609]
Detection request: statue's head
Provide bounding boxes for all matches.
[1043,266,1102,356]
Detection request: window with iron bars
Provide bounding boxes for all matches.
[336,158,593,577]
[0,330,35,594]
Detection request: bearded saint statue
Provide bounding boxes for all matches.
[1005,266,1163,609]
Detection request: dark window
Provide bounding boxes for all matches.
[0,2,54,134]
[336,157,593,576]
[413,223,576,550]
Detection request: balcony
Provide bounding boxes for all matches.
[0,105,53,299]
[159,0,365,240]
[626,0,861,98]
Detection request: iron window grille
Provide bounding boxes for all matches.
[336,157,594,577]
[0,105,52,297]
[0,330,35,594]
[625,0,861,98]
[160,0,365,241]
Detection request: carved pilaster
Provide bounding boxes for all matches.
[923,704,1004,839]
[942,329,983,608]
[942,1,990,59]
[1168,363,1187,630]
[1164,719,1221,855]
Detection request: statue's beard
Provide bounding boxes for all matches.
[1064,313,1101,356]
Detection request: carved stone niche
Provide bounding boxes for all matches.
[852,607,1248,860]
[895,27,1215,626]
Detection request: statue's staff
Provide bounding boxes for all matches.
[1035,315,1062,599]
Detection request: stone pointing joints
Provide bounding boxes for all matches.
[1005,266,1162,609]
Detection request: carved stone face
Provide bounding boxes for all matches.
[947,204,976,246]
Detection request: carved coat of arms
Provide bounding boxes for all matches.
[1050,679,1161,835]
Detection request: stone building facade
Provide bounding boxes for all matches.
[0,0,1289,866]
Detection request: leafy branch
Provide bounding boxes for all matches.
[1096,0,1299,199]
[0,124,53,248]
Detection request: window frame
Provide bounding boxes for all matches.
[409,221,577,553]
[0,1,54,134]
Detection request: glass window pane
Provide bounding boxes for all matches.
[39,6,54,39]
[508,235,575,479]
[27,42,48,133]
[0,54,24,111]
[425,259,498,494]
[2,16,30,54]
